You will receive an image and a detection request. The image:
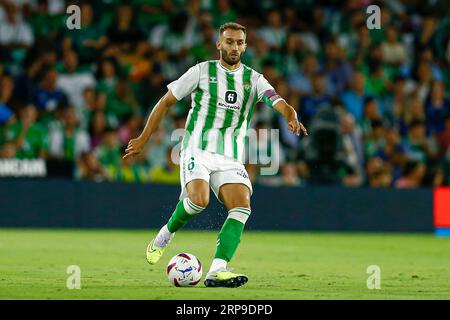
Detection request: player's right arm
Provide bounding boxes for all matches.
[123,90,177,159]
[123,63,201,159]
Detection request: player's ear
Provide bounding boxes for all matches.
[216,39,221,50]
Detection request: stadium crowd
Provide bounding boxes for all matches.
[1,0,450,188]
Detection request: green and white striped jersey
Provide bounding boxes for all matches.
[167,60,283,163]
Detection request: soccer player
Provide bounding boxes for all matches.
[123,22,307,288]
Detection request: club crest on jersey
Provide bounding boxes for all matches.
[209,76,217,83]
[244,82,251,91]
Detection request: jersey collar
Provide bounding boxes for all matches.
[218,60,243,73]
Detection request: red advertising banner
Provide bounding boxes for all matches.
[434,187,450,236]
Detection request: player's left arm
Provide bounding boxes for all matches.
[273,99,308,137]
[258,75,307,137]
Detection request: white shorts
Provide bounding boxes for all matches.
[179,148,253,202]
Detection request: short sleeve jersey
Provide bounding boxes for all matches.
[167,60,283,163]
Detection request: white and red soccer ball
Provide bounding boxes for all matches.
[167,253,203,287]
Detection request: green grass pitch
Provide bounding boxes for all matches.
[1,229,450,299]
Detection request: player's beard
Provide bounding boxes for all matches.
[221,49,241,66]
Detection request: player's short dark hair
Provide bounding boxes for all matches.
[219,22,246,37]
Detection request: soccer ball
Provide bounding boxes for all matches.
[167,253,203,287]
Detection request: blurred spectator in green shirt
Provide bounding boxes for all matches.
[95,127,122,168]
[48,105,90,161]
[28,0,64,40]
[150,148,180,184]
[4,104,48,159]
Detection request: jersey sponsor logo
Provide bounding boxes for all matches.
[218,101,240,110]
[236,169,248,179]
[225,91,238,104]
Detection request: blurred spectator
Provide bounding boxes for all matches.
[403,119,438,163]
[437,115,450,157]
[395,160,426,188]
[190,22,217,63]
[213,0,237,29]
[0,141,17,159]
[136,62,166,112]
[80,87,103,127]
[145,126,171,169]
[385,74,410,124]
[425,81,450,135]
[341,71,366,121]
[0,2,34,53]
[122,41,152,82]
[423,165,445,187]
[359,97,382,139]
[33,67,67,112]
[133,0,176,28]
[75,151,110,182]
[64,2,107,65]
[287,54,319,95]
[364,45,391,98]
[246,35,270,73]
[364,119,386,159]
[257,9,286,50]
[56,50,96,116]
[412,59,433,102]
[111,156,149,183]
[397,96,425,136]
[94,127,122,169]
[280,162,301,186]
[0,102,14,125]
[88,110,107,150]
[48,105,90,161]
[96,57,119,95]
[105,3,145,53]
[3,104,48,159]
[150,148,180,184]
[105,78,139,124]
[28,0,64,40]
[381,25,407,66]
[300,71,331,125]
[374,128,408,179]
[117,115,143,146]
[369,166,393,188]
[0,73,14,107]
[366,157,393,188]
[322,39,353,96]
[414,15,438,56]
[149,10,194,80]
[341,112,364,179]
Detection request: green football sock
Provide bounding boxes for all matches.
[167,198,205,233]
[214,207,251,262]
